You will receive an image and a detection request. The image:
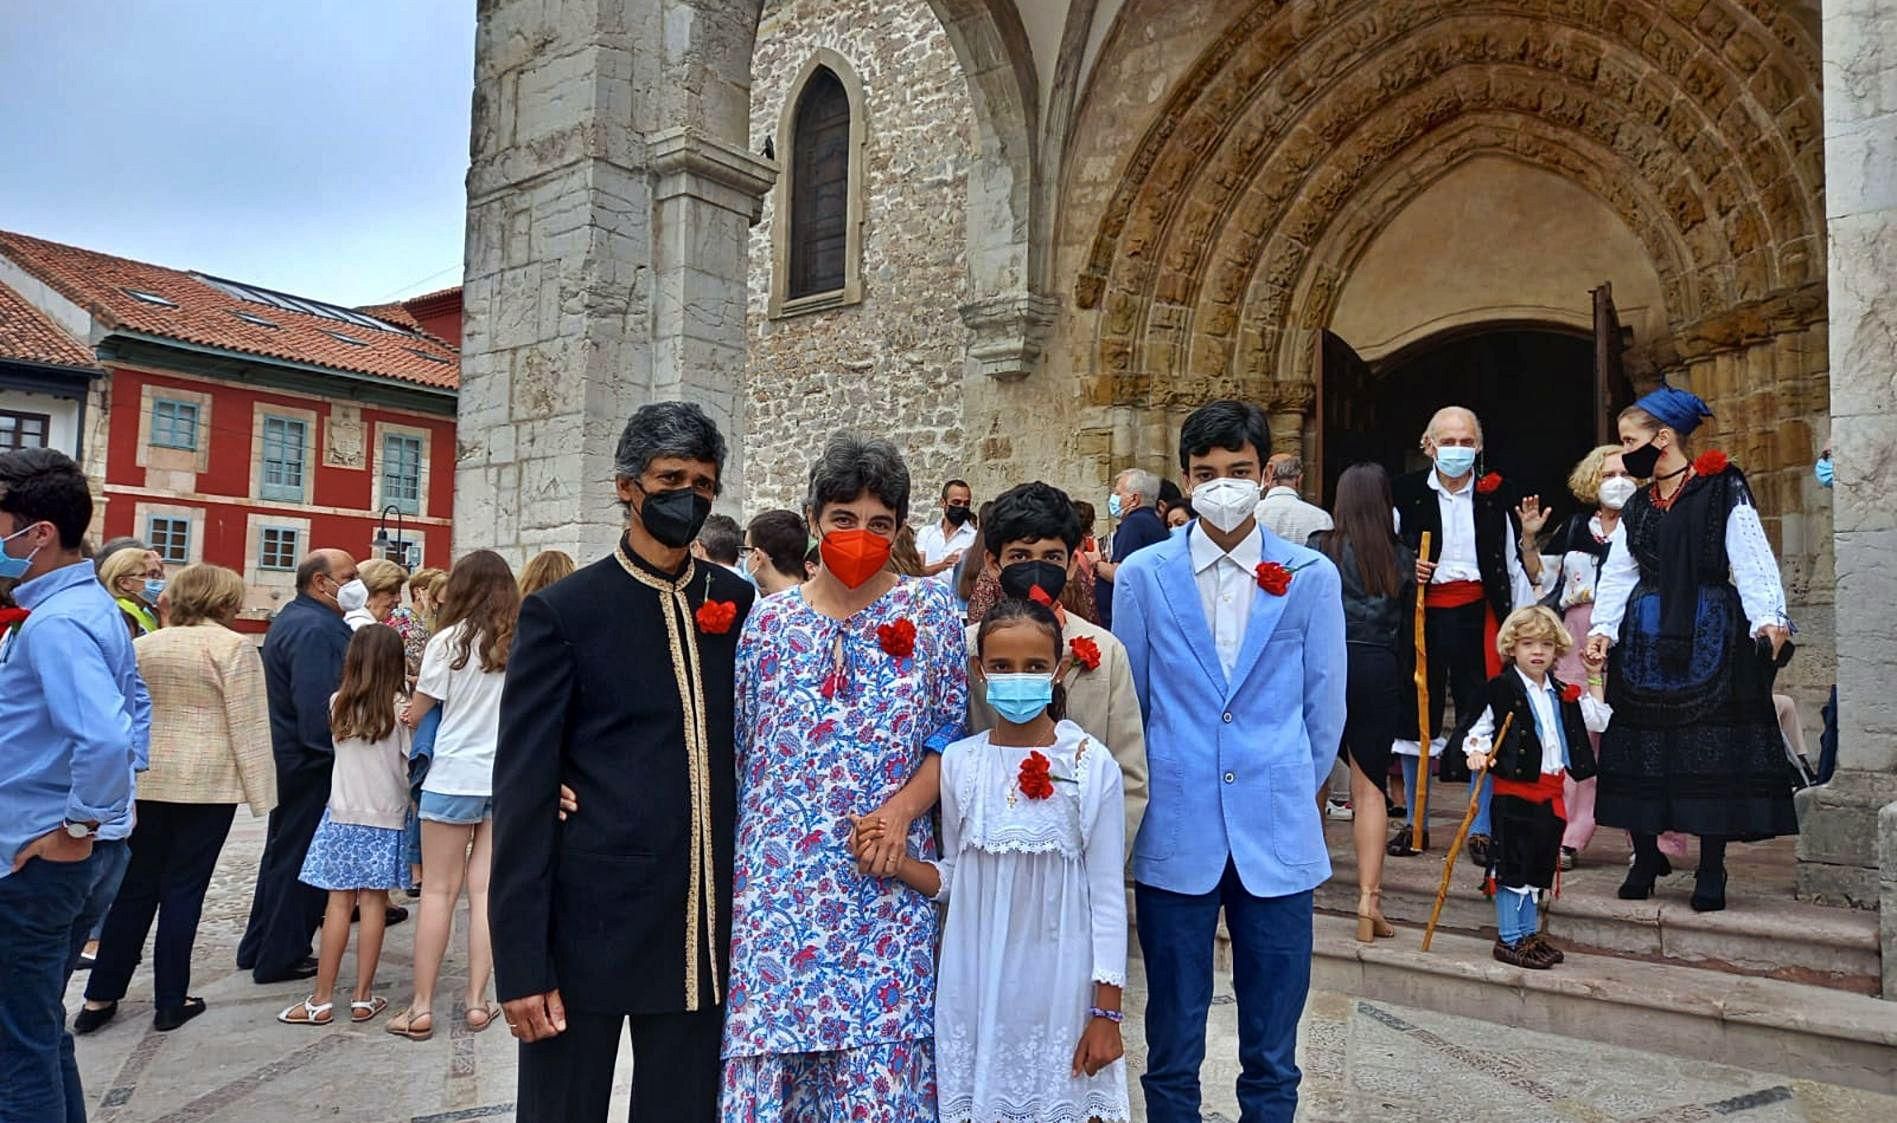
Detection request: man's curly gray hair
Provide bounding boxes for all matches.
[613,401,728,495]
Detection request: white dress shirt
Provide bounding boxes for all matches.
[1188,523,1262,678]
[916,519,978,584]
[1401,471,1539,610]
[1463,667,1612,777]
[1590,501,1788,641]
[1255,486,1332,546]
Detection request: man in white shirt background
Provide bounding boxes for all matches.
[1255,453,1332,546]
[915,478,977,581]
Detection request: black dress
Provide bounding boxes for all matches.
[1595,465,1796,840]
[1311,532,1416,795]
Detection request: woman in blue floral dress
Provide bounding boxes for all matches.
[721,434,967,1121]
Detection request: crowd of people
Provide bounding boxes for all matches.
[0,377,1810,1122]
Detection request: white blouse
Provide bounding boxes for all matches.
[1589,502,1788,642]
[1461,668,1613,775]
[931,720,1131,1123]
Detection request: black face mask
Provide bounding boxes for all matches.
[999,560,1068,604]
[637,486,713,550]
[1621,441,1662,480]
[944,505,974,527]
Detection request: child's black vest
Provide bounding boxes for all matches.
[1451,671,1599,783]
[1393,469,1520,627]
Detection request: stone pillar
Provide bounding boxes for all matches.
[455,0,771,566]
[1796,0,1897,912]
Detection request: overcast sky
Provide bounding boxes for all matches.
[0,1,476,307]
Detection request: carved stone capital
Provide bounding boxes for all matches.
[647,127,778,223]
[959,292,1060,381]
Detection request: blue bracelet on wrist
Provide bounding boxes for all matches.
[1089,1007,1123,1024]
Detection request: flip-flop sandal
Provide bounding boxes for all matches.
[464,1003,501,1033]
[385,1008,433,1041]
[276,997,334,1026]
[350,996,389,1023]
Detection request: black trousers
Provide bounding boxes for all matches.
[236,762,329,978]
[515,1006,723,1122]
[87,802,236,1010]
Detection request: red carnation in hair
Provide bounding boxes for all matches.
[1560,682,1583,704]
[695,600,738,635]
[877,618,917,659]
[1476,472,1504,495]
[1693,450,1730,477]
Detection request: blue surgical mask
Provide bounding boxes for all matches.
[1107,494,1124,520]
[0,521,47,581]
[984,672,1055,725]
[1433,446,1478,479]
[1815,455,1833,489]
[142,577,168,603]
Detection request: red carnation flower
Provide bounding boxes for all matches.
[1027,585,1055,608]
[0,607,29,629]
[1693,450,1730,477]
[1018,751,1055,801]
[877,618,917,659]
[1069,636,1102,672]
[1255,562,1293,596]
[1476,472,1504,495]
[1560,682,1583,704]
[695,599,738,635]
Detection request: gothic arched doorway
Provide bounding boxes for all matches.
[1319,326,1598,524]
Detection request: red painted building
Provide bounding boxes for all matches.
[0,230,460,631]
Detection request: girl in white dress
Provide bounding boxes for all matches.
[885,596,1130,1123]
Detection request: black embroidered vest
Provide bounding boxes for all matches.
[1449,671,1599,784]
[1394,469,1518,625]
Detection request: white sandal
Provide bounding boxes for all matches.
[276,997,334,1026]
[350,996,388,1023]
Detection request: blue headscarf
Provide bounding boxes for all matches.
[1634,385,1714,437]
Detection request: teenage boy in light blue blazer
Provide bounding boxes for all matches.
[1111,400,1347,1123]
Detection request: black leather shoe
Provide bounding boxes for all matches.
[254,958,320,984]
[152,997,206,1032]
[1690,869,1728,912]
[1466,834,1493,868]
[384,906,409,926]
[73,1002,118,1035]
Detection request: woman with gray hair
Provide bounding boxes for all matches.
[720,432,968,1118]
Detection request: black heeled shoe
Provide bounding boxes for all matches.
[1690,868,1727,912]
[1617,854,1674,900]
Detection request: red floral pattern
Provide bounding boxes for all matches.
[1693,449,1730,477]
[1560,682,1583,704]
[1476,472,1504,494]
[1018,751,1055,800]
[1068,636,1101,672]
[695,599,738,635]
[876,617,917,658]
[1255,562,1293,596]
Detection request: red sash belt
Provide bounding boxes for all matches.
[1423,580,1503,676]
[1491,768,1568,821]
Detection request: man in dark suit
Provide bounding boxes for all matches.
[492,401,755,1122]
[237,549,354,983]
[1092,466,1171,629]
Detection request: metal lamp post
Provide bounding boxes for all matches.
[371,504,408,566]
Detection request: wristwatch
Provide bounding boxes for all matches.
[63,821,96,840]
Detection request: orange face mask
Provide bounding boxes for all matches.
[819,528,893,589]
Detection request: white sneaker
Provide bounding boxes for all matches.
[1325,798,1354,821]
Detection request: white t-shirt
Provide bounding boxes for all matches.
[415,621,505,797]
[916,520,978,584]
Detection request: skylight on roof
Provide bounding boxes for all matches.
[122,288,177,308]
[230,310,280,329]
[322,329,370,347]
[193,273,410,335]
[405,348,453,364]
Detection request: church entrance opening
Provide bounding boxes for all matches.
[1319,326,1599,525]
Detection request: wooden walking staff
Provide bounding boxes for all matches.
[1409,531,1433,853]
[1422,712,1515,952]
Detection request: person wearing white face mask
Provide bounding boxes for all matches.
[1537,445,1639,870]
[1389,405,1547,864]
[338,574,375,631]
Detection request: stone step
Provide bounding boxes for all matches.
[1318,845,1884,994]
[1307,913,1897,1096]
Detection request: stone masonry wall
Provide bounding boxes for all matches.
[742,0,974,520]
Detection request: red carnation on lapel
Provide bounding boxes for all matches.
[1476,472,1504,495]
[1255,562,1293,596]
[1018,751,1055,800]
[1560,682,1583,704]
[0,607,29,629]
[695,600,738,635]
[1693,450,1730,477]
[1069,636,1102,672]
[877,618,917,658]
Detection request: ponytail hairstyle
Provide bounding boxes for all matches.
[436,549,520,673]
[331,624,408,743]
[974,595,1068,722]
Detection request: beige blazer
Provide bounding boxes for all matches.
[132,623,278,816]
[966,613,1149,858]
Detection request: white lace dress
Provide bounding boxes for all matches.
[931,720,1130,1123]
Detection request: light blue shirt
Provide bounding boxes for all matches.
[0,559,149,876]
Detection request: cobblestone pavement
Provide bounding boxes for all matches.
[66,815,1897,1122]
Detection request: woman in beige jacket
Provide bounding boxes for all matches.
[77,564,277,1034]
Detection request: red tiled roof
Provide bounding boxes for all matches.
[0,230,458,391]
[355,300,427,333]
[0,278,99,370]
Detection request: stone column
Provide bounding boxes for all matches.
[1796,0,1897,919]
[455,0,770,566]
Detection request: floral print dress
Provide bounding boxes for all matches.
[721,578,967,1111]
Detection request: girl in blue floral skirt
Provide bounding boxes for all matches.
[278,625,412,1027]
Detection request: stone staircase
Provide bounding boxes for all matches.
[1281,792,1897,1093]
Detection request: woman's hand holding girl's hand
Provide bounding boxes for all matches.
[1072,1017,1124,1077]
[398,701,417,729]
[849,805,913,877]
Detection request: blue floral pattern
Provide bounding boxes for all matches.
[298,810,411,892]
[722,578,968,1059]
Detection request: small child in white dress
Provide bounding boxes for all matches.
[888,596,1130,1123]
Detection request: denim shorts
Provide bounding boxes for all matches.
[418,791,493,825]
